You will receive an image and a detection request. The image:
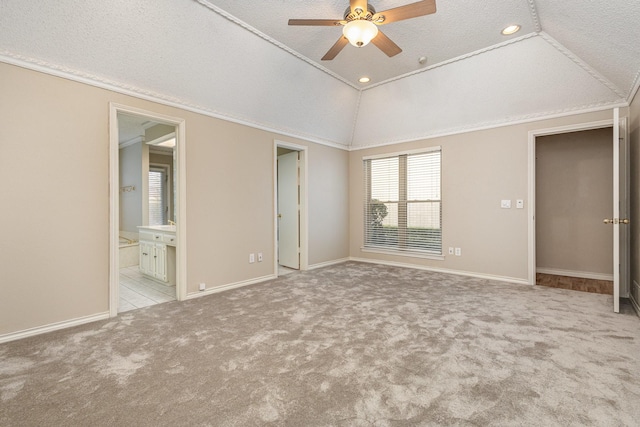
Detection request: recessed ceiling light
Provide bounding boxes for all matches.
[501,24,521,35]
[359,77,371,83]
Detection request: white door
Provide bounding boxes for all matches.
[278,151,300,269]
[611,108,630,313]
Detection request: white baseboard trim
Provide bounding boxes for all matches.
[0,312,110,344]
[184,274,277,300]
[630,281,640,317]
[349,257,529,285]
[536,268,613,281]
[307,258,350,270]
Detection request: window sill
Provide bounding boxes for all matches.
[360,247,445,261]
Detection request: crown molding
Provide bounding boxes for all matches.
[349,99,628,151]
[526,0,542,33]
[0,51,350,152]
[362,32,539,91]
[348,90,363,150]
[628,69,640,105]
[193,0,359,91]
[539,32,626,99]
[119,135,144,148]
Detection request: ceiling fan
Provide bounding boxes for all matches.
[288,0,436,60]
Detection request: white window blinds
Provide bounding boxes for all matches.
[148,168,167,226]
[364,149,442,254]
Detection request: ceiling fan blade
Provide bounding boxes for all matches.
[350,0,368,14]
[322,36,349,61]
[371,30,402,57]
[373,0,436,25]
[288,19,343,26]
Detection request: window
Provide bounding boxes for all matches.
[364,148,442,255]
[149,167,168,226]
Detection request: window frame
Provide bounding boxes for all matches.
[362,146,443,260]
[148,164,170,226]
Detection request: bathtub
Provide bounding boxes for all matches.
[119,236,139,268]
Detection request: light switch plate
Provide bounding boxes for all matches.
[501,200,511,209]
[516,199,524,209]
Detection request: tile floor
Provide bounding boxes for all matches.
[119,266,176,313]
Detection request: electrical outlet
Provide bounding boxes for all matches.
[258,252,263,262]
[199,283,206,291]
[249,253,255,263]
[448,247,454,255]
[455,247,461,256]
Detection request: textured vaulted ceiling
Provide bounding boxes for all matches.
[1,0,638,149]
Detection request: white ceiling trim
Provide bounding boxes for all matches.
[3,46,630,154]
[349,100,628,151]
[0,51,350,151]
[539,32,626,99]
[2,50,627,154]
[628,70,640,104]
[193,0,358,91]
[348,90,363,149]
[119,136,144,148]
[526,0,542,33]
[362,32,539,91]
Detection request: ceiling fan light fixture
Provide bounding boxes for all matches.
[501,24,521,35]
[343,19,378,47]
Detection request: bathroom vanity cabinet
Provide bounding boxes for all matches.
[137,225,176,285]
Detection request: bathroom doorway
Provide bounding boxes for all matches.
[109,104,187,317]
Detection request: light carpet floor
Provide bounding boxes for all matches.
[1,262,640,426]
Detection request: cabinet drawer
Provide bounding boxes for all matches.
[139,232,154,242]
[162,234,177,246]
[152,233,163,242]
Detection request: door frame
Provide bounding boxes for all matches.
[273,140,308,275]
[527,118,614,287]
[109,103,187,317]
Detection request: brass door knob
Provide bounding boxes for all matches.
[603,218,630,225]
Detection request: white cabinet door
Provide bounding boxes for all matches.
[154,243,167,282]
[139,242,153,276]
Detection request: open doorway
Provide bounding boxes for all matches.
[274,141,308,277]
[109,104,187,317]
[528,115,630,312]
[535,127,614,294]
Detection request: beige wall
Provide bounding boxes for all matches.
[145,124,174,142]
[535,128,613,276]
[349,110,615,281]
[0,63,349,336]
[630,92,640,308]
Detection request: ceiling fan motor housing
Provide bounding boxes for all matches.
[344,4,377,22]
